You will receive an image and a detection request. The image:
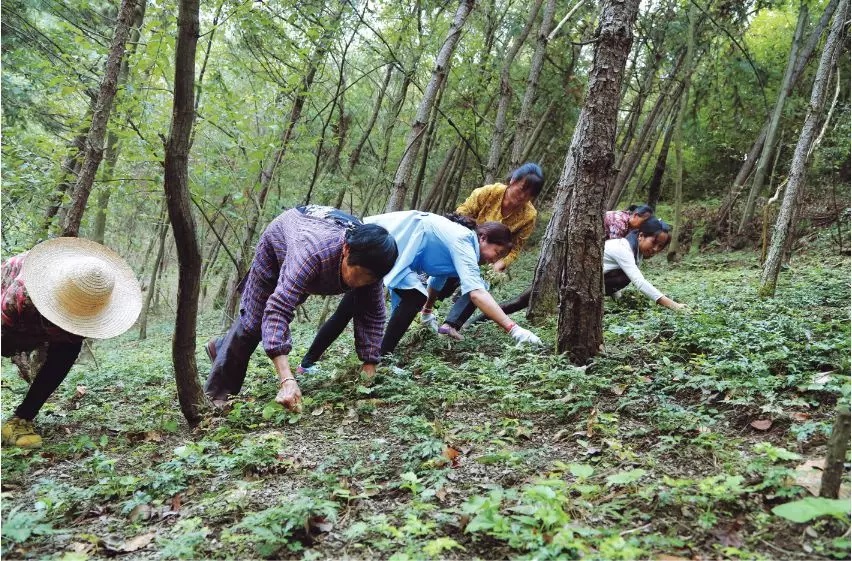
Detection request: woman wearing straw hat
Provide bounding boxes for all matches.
[1,238,143,448]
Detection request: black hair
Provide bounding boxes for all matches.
[626,204,653,216]
[443,213,477,230]
[476,221,513,248]
[625,217,672,259]
[344,223,398,278]
[507,162,544,197]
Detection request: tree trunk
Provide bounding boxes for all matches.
[820,405,851,499]
[41,132,88,241]
[91,0,148,243]
[484,0,544,184]
[139,221,169,340]
[163,0,206,424]
[528,0,640,360]
[411,78,448,209]
[62,0,136,238]
[606,51,686,210]
[348,61,397,173]
[510,0,557,170]
[646,113,675,210]
[737,4,809,234]
[759,0,847,297]
[666,4,696,262]
[422,142,460,211]
[385,0,474,212]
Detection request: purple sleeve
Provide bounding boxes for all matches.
[351,281,386,364]
[261,253,319,358]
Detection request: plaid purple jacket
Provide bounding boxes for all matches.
[240,209,385,362]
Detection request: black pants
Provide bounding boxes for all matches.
[204,318,261,400]
[470,270,632,325]
[3,340,83,420]
[431,277,478,330]
[302,288,426,368]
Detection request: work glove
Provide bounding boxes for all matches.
[509,325,542,346]
[420,311,439,332]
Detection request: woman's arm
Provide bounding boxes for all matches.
[468,288,514,330]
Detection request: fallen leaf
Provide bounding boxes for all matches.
[144,431,163,442]
[311,407,325,417]
[750,419,772,431]
[73,385,87,399]
[793,458,825,495]
[103,532,155,553]
[442,447,461,468]
[812,371,834,385]
[712,519,743,548]
[128,504,153,523]
[791,412,811,422]
[655,555,692,561]
[170,494,182,512]
[552,428,571,442]
[435,488,448,502]
[611,384,626,396]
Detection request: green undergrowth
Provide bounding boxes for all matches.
[1,243,849,560]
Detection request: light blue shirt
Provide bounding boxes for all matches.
[364,211,487,297]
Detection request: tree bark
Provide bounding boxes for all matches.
[646,113,675,211]
[139,220,169,340]
[163,0,206,424]
[759,0,847,297]
[528,0,640,362]
[385,0,474,212]
[62,0,136,238]
[510,0,557,170]
[484,0,543,184]
[348,60,397,173]
[666,4,696,262]
[737,3,808,234]
[92,0,148,244]
[820,405,851,499]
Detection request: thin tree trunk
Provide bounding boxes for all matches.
[62,0,136,238]
[820,405,851,499]
[759,0,847,297]
[510,0,557,170]
[484,0,544,184]
[422,142,460,211]
[386,0,474,212]
[163,0,206,423]
[528,0,640,348]
[348,61,396,173]
[667,4,696,262]
[41,132,88,241]
[411,78,448,209]
[92,0,148,243]
[737,4,809,234]
[646,113,675,210]
[139,221,169,340]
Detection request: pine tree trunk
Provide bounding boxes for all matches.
[163,0,206,424]
[528,0,640,352]
[510,0,557,170]
[759,0,847,297]
[385,0,474,212]
[62,0,136,238]
[737,4,808,234]
[484,0,543,184]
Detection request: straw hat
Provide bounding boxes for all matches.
[20,237,143,339]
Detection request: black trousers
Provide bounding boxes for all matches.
[302,288,426,368]
[469,269,632,325]
[2,340,83,421]
[204,318,261,400]
[430,277,478,330]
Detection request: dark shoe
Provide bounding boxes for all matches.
[205,338,218,363]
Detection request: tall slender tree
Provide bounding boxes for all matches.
[528,0,640,361]
[385,0,474,212]
[163,0,206,423]
[62,0,137,237]
[759,0,847,297]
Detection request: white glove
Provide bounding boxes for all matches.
[421,312,439,332]
[509,325,542,345]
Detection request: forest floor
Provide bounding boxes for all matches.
[1,229,850,560]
